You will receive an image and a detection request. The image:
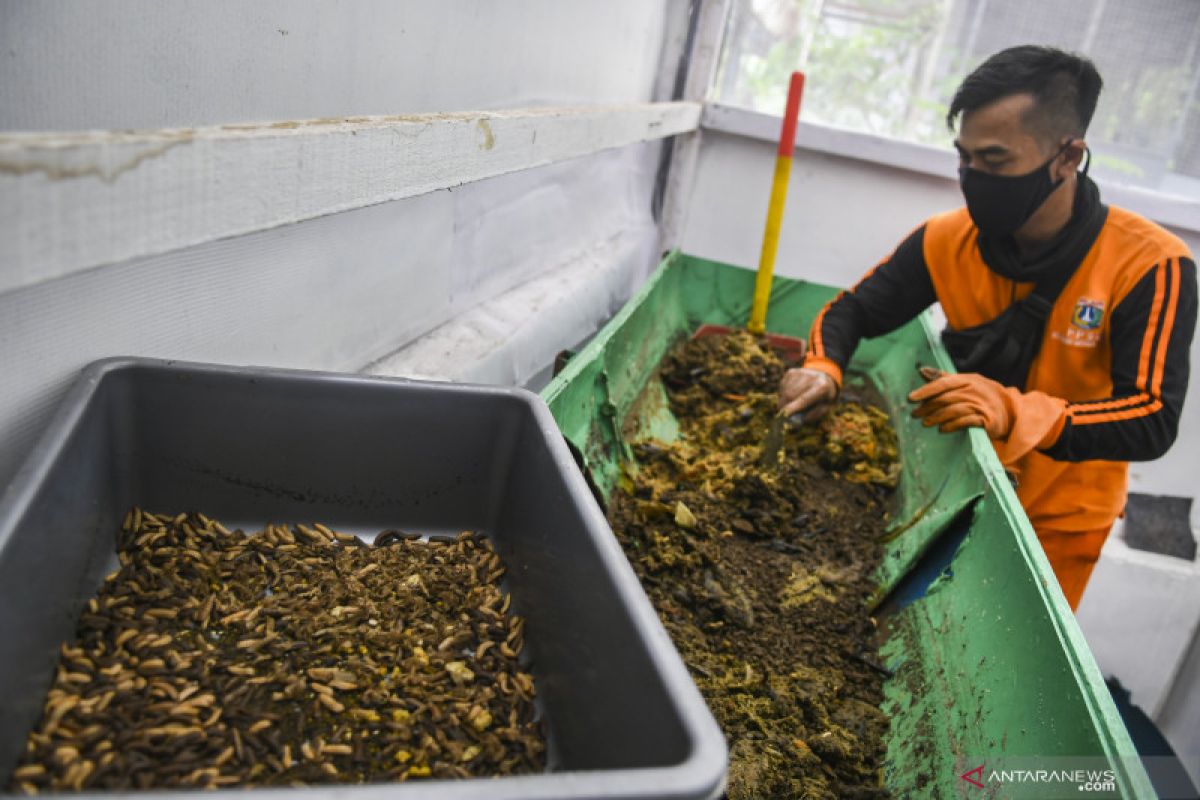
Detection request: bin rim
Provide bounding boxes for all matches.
[908,312,1147,779]
[0,355,729,800]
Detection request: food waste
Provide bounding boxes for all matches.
[608,331,899,799]
[8,510,544,792]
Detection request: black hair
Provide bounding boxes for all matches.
[947,45,1103,146]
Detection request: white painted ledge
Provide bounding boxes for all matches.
[364,225,655,387]
[1076,519,1200,721]
[702,103,1200,235]
[0,102,700,295]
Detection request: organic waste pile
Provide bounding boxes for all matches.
[9,510,544,793]
[609,331,899,799]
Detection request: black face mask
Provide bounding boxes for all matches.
[958,142,1073,237]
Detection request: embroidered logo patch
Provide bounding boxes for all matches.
[1071,297,1105,330]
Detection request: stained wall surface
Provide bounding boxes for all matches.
[0,1,672,131]
[0,1,686,488]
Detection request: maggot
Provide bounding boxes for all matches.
[317,694,345,713]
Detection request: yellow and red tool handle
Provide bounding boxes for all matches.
[748,71,805,335]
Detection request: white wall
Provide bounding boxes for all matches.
[1159,625,1200,785]
[0,2,685,490]
[0,1,671,131]
[1075,528,1200,784]
[683,130,960,286]
[0,142,662,486]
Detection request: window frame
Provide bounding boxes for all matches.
[702,102,1200,235]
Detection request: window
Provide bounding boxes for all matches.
[713,0,1200,201]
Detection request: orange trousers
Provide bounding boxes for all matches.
[1035,525,1113,611]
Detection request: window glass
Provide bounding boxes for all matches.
[713,0,1200,200]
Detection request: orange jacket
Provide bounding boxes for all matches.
[805,195,1196,532]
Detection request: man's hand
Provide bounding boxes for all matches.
[908,371,1068,467]
[778,367,838,420]
[909,372,1012,437]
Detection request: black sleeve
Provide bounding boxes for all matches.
[1045,256,1197,462]
[806,225,938,371]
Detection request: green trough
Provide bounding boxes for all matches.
[540,252,1154,798]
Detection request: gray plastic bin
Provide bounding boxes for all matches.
[0,358,726,800]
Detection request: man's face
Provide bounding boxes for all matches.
[954,93,1066,177]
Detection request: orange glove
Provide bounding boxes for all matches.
[908,371,1067,468]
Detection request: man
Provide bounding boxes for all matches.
[777,45,1197,610]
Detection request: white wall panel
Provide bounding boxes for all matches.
[0,1,681,493]
[0,1,672,131]
[369,226,658,386]
[0,103,698,293]
[0,143,659,490]
[683,129,961,285]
